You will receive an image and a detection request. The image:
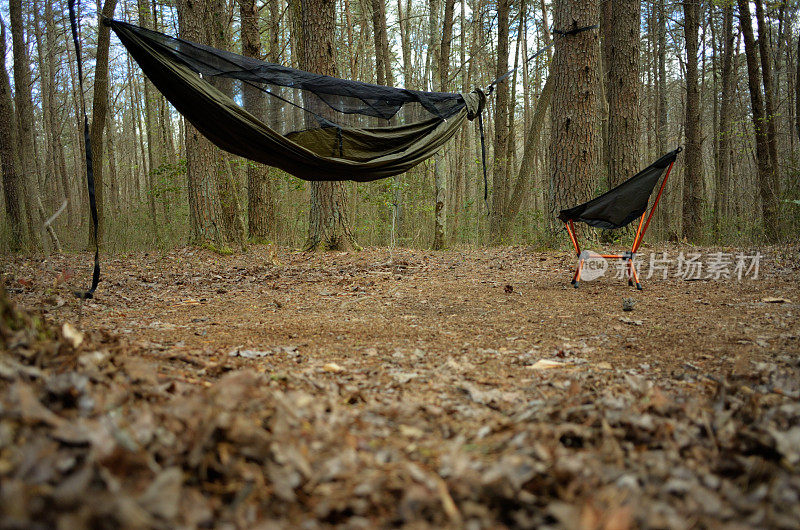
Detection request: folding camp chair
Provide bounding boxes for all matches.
[558,148,681,290]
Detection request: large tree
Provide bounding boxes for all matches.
[299,0,357,251]
[682,0,703,241]
[549,0,601,216]
[602,0,640,189]
[176,0,242,248]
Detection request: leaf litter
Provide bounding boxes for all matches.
[2,246,800,528]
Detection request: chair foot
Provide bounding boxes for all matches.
[635,283,643,290]
[572,281,579,289]
[628,279,633,286]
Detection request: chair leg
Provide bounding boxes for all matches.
[630,260,643,290]
[573,259,584,288]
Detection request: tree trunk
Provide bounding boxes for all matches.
[45,0,73,226]
[738,0,779,241]
[177,0,238,249]
[0,15,23,250]
[682,0,703,242]
[89,0,119,246]
[754,0,780,205]
[432,0,455,249]
[549,0,601,217]
[300,0,357,251]
[500,75,554,235]
[9,0,43,248]
[714,2,734,235]
[796,33,800,144]
[371,0,393,86]
[603,0,640,189]
[137,0,161,236]
[241,0,276,242]
[490,0,511,243]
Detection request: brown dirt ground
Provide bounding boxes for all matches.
[5,244,798,379]
[2,244,799,528]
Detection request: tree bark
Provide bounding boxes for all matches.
[797,33,800,143]
[89,0,119,246]
[682,0,703,242]
[738,0,779,241]
[603,0,640,188]
[137,0,161,236]
[490,0,511,243]
[371,0,393,86]
[549,0,601,217]
[432,0,455,249]
[240,0,276,242]
[176,0,239,249]
[9,0,43,248]
[0,15,23,250]
[754,0,779,175]
[500,74,554,235]
[714,2,734,235]
[300,0,357,251]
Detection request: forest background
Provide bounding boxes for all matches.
[0,0,798,256]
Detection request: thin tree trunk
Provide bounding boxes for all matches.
[500,74,554,235]
[655,0,670,237]
[89,0,119,246]
[371,0,393,87]
[9,0,43,248]
[490,0,510,243]
[241,0,275,242]
[796,33,800,143]
[754,0,780,200]
[714,2,734,235]
[137,0,160,235]
[738,0,779,241]
[682,0,703,242]
[0,15,23,250]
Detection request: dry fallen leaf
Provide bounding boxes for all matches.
[62,322,84,348]
[527,359,568,370]
[323,362,344,373]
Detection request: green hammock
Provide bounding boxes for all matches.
[107,19,486,181]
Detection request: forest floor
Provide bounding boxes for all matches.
[2,244,800,529]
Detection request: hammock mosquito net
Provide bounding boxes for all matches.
[106,19,486,182]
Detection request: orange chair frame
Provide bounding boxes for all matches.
[565,158,676,290]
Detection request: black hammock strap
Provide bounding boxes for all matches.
[68,0,100,299]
